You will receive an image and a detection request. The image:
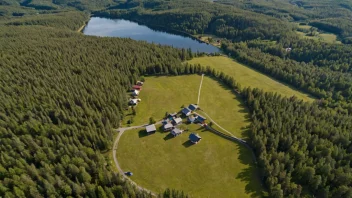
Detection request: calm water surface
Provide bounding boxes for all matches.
[83,17,220,53]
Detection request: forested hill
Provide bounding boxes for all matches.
[95,0,293,42]
[0,7,191,197]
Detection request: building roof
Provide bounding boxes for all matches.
[182,107,191,115]
[129,99,138,104]
[172,128,182,135]
[164,123,173,129]
[188,116,196,122]
[146,124,156,133]
[133,85,142,89]
[169,112,177,117]
[174,117,182,124]
[188,104,198,111]
[189,133,201,142]
[196,115,206,122]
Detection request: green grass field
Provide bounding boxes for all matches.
[119,75,264,197]
[188,56,315,102]
[117,125,263,197]
[124,75,250,138]
[296,31,341,44]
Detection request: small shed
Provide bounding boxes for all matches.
[137,81,144,86]
[129,99,139,105]
[195,115,206,123]
[189,133,202,144]
[181,108,191,116]
[132,85,142,91]
[168,112,177,118]
[188,104,198,111]
[132,90,140,96]
[173,117,182,125]
[188,116,196,123]
[171,128,183,136]
[163,123,174,131]
[146,124,156,134]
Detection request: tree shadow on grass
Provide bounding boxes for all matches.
[235,143,266,197]
[182,140,193,148]
[138,130,149,138]
[163,133,174,141]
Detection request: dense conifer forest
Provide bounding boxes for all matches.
[2,0,352,197]
[0,4,192,197]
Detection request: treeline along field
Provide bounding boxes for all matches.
[1,0,352,197]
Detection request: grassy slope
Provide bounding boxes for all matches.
[188,56,315,102]
[198,76,250,138]
[124,75,250,138]
[124,75,198,126]
[119,75,263,197]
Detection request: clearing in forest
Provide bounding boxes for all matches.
[188,56,315,102]
[118,75,264,197]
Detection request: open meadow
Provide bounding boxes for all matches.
[117,124,263,198]
[188,56,315,102]
[124,75,250,138]
[118,75,264,197]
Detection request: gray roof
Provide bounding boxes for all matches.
[174,117,182,124]
[146,124,156,132]
[171,128,182,135]
[164,123,173,129]
[169,112,177,117]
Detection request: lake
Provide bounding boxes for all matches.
[83,17,220,53]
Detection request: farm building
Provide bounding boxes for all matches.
[168,112,177,118]
[188,104,198,111]
[129,98,141,105]
[189,133,202,144]
[171,128,183,136]
[195,115,206,123]
[173,117,182,125]
[132,85,142,91]
[181,107,191,116]
[136,81,144,86]
[188,116,196,123]
[146,124,156,134]
[163,123,174,131]
[132,90,140,96]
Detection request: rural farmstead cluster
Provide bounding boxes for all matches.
[145,104,204,144]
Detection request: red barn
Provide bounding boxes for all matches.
[132,85,142,91]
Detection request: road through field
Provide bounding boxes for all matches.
[113,121,162,196]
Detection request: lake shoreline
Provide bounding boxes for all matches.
[85,16,221,53]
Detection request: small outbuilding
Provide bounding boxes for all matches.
[188,104,198,111]
[137,81,144,86]
[163,123,174,131]
[168,112,177,118]
[188,116,196,123]
[132,90,140,96]
[173,117,182,125]
[181,107,191,116]
[146,124,156,134]
[171,128,183,136]
[195,115,206,123]
[132,85,142,91]
[189,133,202,144]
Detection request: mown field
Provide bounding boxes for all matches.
[124,75,250,138]
[296,31,341,44]
[119,75,263,197]
[188,56,315,102]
